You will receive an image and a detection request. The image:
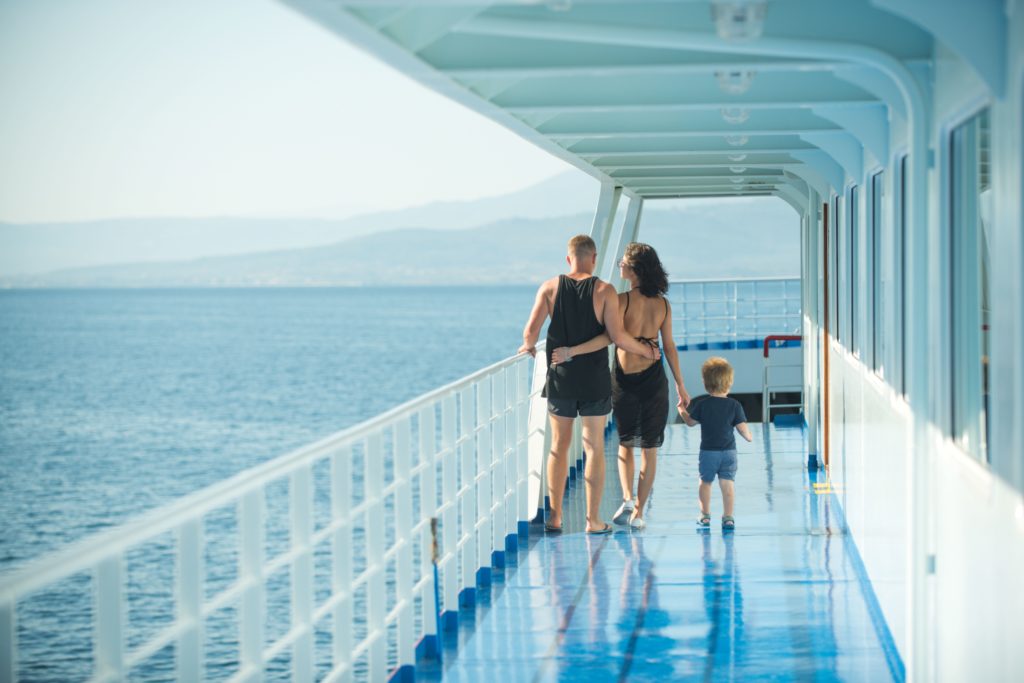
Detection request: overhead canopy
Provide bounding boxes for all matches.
[282,0,933,204]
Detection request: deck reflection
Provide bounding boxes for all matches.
[420,424,900,682]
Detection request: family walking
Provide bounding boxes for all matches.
[519,235,752,533]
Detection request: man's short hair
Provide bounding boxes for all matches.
[567,234,596,259]
[702,357,734,394]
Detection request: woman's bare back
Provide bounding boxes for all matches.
[616,290,668,374]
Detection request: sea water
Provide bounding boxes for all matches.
[0,286,536,680]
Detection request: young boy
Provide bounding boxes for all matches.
[678,357,752,530]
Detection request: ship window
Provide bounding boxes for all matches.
[950,109,991,463]
[897,155,908,396]
[829,195,840,340]
[848,185,859,353]
[870,172,884,374]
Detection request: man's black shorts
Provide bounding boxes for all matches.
[547,396,612,418]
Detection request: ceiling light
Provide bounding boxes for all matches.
[725,134,749,146]
[721,107,750,124]
[715,70,756,95]
[730,166,747,173]
[728,153,748,162]
[730,177,745,184]
[711,1,768,42]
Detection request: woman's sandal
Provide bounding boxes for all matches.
[722,515,736,531]
[697,512,711,528]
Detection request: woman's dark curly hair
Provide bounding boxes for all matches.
[622,242,669,297]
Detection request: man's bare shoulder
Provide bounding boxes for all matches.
[593,279,618,299]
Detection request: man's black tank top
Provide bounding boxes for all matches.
[543,275,611,400]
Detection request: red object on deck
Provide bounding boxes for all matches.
[763,335,803,358]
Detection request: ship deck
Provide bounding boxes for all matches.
[420,422,902,682]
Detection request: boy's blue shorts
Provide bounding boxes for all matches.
[698,449,738,482]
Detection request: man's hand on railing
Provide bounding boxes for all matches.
[518,343,537,358]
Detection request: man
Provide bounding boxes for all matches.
[519,234,660,533]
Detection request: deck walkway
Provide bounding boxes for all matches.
[420,422,902,682]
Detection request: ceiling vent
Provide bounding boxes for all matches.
[721,107,751,124]
[711,1,768,42]
[715,70,755,95]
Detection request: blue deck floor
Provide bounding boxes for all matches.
[418,422,902,682]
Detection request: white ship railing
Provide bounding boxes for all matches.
[668,277,801,347]
[0,348,546,682]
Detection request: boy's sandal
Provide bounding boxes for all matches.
[697,513,711,527]
[722,516,736,530]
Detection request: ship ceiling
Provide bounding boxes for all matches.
[284,0,937,204]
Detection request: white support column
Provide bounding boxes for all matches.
[0,599,14,683]
[590,183,622,277]
[365,434,386,680]
[518,358,535,524]
[416,406,438,644]
[176,519,203,682]
[291,466,314,682]
[441,396,458,615]
[330,446,353,683]
[458,387,477,594]
[239,491,265,681]
[525,350,548,521]
[394,417,414,670]
[491,370,507,552]
[94,556,125,683]
[475,377,492,573]
[607,196,644,288]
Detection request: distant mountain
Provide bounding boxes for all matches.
[0,172,601,276]
[2,201,799,287]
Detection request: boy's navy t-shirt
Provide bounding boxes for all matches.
[688,396,747,451]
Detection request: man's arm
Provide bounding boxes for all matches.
[519,279,554,357]
[597,282,659,359]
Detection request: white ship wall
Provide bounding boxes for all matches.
[803,13,1024,678]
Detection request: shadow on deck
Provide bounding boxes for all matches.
[415,423,903,682]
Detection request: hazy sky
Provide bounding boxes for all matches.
[0,0,576,223]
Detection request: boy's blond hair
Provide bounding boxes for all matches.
[567,234,596,259]
[702,357,734,394]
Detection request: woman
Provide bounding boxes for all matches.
[551,243,690,528]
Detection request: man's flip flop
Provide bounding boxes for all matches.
[544,523,562,533]
[586,523,613,535]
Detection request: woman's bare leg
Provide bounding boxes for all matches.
[617,445,635,503]
[632,448,658,519]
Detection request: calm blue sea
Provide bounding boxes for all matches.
[0,286,535,568]
[2,287,540,680]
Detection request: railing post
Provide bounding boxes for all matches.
[491,369,507,557]
[239,490,265,681]
[176,520,203,682]
[94,556,125,682]
[290,466,314,681]
[417,406,439,650]
[394,417,414,670]
[330,446,353,683]
[365,434,386,679]
[441,395,458,624]
[526,350,548,522]
[517,358,532,526]
[475,375,492,575]
[1,599,16,683]
[459,387,477,600]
